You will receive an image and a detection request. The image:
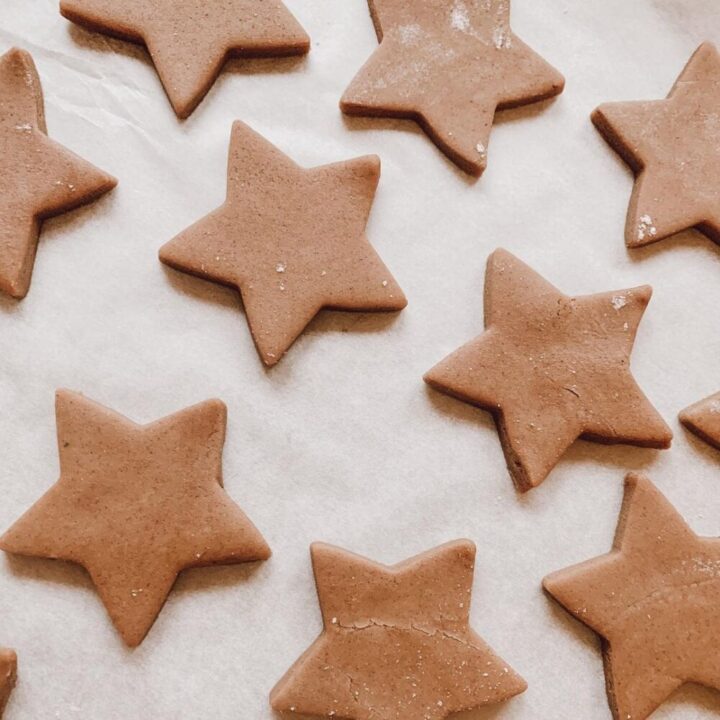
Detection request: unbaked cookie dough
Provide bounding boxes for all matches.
[59,0,310,118]
[680,391,720,450]
[424,249,672,491]
[341,0,564,175]
[0,390,270,647]
[544,473,720,720]
[271,539,526,719]
[160,121,407,366]
[593,43,720,249]
[0,650,16,718]
[0,47,116,299]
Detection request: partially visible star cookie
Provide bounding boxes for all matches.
[594,42,720,248]
[341,0,564,175]
[0,649,16,718]
[271,540,526,719]
[0,47,116,299]
[0,390,270,647]
[424,249,672,492]
[680,391,720,450]
[160,121,407,366]
[60,0,310,118]
[544,473,720,720]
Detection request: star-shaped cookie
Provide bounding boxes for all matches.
[680,391,720,450]
[0,649,16,718]
[60,0,310,118]
[160,121,407,366]
[594,43,720,248]
[271,540,526,719]
[0,47,116,299]
[340,0,564,175]
[424,249,672,492]
[0,390,270,647]
[544,473,720,720]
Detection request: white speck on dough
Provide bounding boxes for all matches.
[493,26,512,49]
[710,400,720,414]
[14,123,32,132]
[398,23,421,44]
[451,1,470,31]
[637,214,658,241]
[476,142,486,155]
[611,295,627,310]
[382,280,388,287]
[275,262,286,273]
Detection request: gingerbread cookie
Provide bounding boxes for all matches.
[594,43,720,248]
[271,540,526,719]
[424,249,672,492]
[60,0,310,118]
[680,391,720,450]
[341,0,564,175]
[0,390,270,647]
[160,121,407,366]
[0,650,16,718]
[0,47,116,299]
[544,473,720,720]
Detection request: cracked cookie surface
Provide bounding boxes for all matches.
[544,473,720,720]
[270,539,526,719]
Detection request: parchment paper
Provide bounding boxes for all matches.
[1,0,720,717]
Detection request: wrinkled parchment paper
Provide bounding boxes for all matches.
[2,0,720,717]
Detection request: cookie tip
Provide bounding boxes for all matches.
[623,471,650,492]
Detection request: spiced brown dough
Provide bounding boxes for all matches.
[593,43,720,248]
[0,390,270,647]
[271,540,526,719]
[424,249,672,492]
[59,0,310,118]
[341,0,564,175]
[680,391,720,450]
[159,121,407,367]
[0,650,16,718]
[544,473,720,720]
[0,47,116,299]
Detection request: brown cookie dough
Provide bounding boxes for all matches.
[680,391,720,450]
[424,249,672,492]
[270,540,526,719]
[341,0,564,175]
[60,0,310,118]
[160,120,407,366]
[593,43,720,248]
[0,650,16,718]
[0,390,270,647]
[544,473,720,720]
[0,47,116,299]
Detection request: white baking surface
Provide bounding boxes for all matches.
[1,0,720,718]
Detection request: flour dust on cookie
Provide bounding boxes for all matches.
[593,42,720,250]
[341,0,564,175]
